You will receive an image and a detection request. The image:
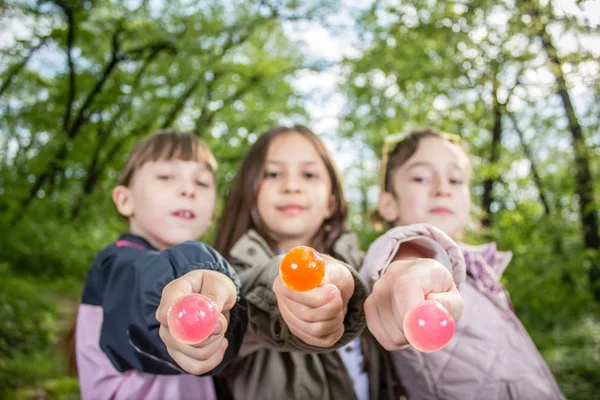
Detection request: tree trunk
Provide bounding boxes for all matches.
[509,112,565,257]
[481,78,503,228]
[523,0,600,301]
[508,113,552,216]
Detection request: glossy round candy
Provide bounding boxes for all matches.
[403,300,455,352]
[280,246,326,292]
[167,294,218,344]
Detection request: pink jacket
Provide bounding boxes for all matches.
[361,224,565,400]
[76,303,215,400]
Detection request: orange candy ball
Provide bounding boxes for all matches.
[280,246,326,291]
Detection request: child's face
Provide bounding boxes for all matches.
[256,132,335,252]
[112,159,216,250]
[378,137,471,239]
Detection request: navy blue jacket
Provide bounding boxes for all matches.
[79,234,247,378]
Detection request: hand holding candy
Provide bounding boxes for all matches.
[403,299,455,352]
[279,246,326,291]
[364,258,463,351]
[273,246,354,348]
[167,294,219,344]
[155,270,237,375]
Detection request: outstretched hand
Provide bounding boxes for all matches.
[364,258,463,351]
[155,270,237,374]
[273,254,354,348]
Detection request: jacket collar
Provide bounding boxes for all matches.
[331,231,364,269]
[229,229,364,269]
[459,242,513,279]
[117,233,155,251]
[230,229,276,269]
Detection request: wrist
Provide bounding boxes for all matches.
[392,241,435,262]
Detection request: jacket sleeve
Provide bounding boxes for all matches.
[360,223,466,291]
[99,241,248,375]
[234,254,367,355]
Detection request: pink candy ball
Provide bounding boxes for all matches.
[403,300,455,352]
[167,294,218,344]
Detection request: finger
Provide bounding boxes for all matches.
[280,298,345,337]
[321,256,355,305]
[278,296,345,345]
[189,313,229,347]
[364,296,389,346]
[156,277,196,325]
[284,290,344,323]
[364,293,407,351]
[159,313,227,351]
[387,258,455,294]
[390,259,455,321]
[160,324,227,360]
[195,271,238,313]
[372,277,408,348]
[156,270,237,326]
[391,274,427,327]
[426,287,464,323]
[289,320,345,348]
[167,339,228,375]
[274,276,337,308]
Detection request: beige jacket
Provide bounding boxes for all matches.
[216,229,402,400]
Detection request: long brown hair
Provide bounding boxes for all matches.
[64,129,217,375]
[214,125,348,258]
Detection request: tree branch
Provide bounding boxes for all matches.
[0,37,48,99]
[160,73,204,129]
[194,74,262,135]
[67,24,124,139]
[58,3,77,131]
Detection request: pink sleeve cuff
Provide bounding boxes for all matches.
[360,223,466,290]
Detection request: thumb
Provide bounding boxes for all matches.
[197,270,238,314]
[321,255,354,305]
[426,287,463,323]
[156,270,237,326]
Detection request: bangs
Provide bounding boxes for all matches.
[118,130,217,186]
[136,132,216,172]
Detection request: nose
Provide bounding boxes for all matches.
[178,180,196,198]
[282,174,301,193]
[434,178,452,198]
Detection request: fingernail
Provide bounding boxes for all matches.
[329,288,337,301]
[212,320,224,335]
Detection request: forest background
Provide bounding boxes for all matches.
[1,0,599,398]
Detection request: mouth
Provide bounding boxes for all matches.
[277,204,305,215]
[429,207,453,216]
[171,209,196,220]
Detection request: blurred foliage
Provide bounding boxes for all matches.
[0,264,55,360]
[0,264,80,398]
